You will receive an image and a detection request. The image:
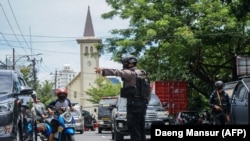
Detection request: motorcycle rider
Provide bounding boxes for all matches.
[26,91,49,140]
[47,87,75,141]
[31,91,47,119]
[209,80,230,125]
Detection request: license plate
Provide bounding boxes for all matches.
[65,123,75,127]
[102,117,110,121]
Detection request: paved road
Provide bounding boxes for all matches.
[37,129,151,141]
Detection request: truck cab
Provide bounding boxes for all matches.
[97,96,118,133]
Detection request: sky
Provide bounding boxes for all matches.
[0,0,128,81]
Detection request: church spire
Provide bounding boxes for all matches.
[83,6,95,37]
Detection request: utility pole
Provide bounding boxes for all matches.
[13,48,15,70]
[50,69,60,95]
[54,69,57,94]
[32,58,37,90]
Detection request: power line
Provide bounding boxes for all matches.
[0,3,29,54]
[0,32,114,40]
[0,39,76,43]
[0,32,12,47]
[7,0,30,48]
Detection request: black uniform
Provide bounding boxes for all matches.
[208,90,230,125]
[102,67,147,141]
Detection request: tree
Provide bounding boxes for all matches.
[101,0,250,99]
[20,67,54,105]
[20,66,39,91]
[85,76,122,104]
[36,80,56,105]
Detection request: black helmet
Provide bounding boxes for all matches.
[31,91,37,98]
[121,55,137,65]
[214,81,224,90]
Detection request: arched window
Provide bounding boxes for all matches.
[90,46,93,53]
[85,46,88,53]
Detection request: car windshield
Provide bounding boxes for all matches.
[224,81,238,98]
[98,98,118,117]
[0,74,12,93]
[148,94,162,106]
[99,98,117,105]
[71,110,81,117]
[242,78,250,91]
[117,97,127,111]
[117,94,161,111]
[18,96,32,105]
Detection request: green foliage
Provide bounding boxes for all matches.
[85,76,122,104]
[101,0,250,100]
[36,80,56,106]
[20,66,39,90]
[188,92,209,112]
[20,67,55,106]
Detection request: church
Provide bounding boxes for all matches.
[66,6,108,114]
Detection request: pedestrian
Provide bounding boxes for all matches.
[95,55,147,141]
[208,80,230,125]
[47,87,75,141]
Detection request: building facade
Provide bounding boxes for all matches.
[67,6,101,114]
[55,63,76,88]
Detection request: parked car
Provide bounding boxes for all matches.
[230,77,250,125]
[0,69,33,141]
[71,110,84,134]
[97,96,118,133]
[111,94,170,141]
[173,111,202,125]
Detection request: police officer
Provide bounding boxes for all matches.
[209,80,230,125]
[95,55,147,141]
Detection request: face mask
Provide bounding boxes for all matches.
[123,62,129,69]
[58,96,66,101]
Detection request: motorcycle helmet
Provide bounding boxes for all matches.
[56,87,68,101]
[121,55,137,69]
[214,81,224,90]
[31,91,37,100]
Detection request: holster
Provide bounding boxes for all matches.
[212,109,225,118]
[120,87,137,98]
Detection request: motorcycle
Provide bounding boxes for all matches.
[50,107,76,141]
[26,116,52,141]
[26,105,52,141]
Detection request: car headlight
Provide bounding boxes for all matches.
[0,124,14,134]
[156,111,168,119]
[116,112,126,119]
[0,100,14,113]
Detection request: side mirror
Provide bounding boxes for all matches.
[20,86,33,95]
